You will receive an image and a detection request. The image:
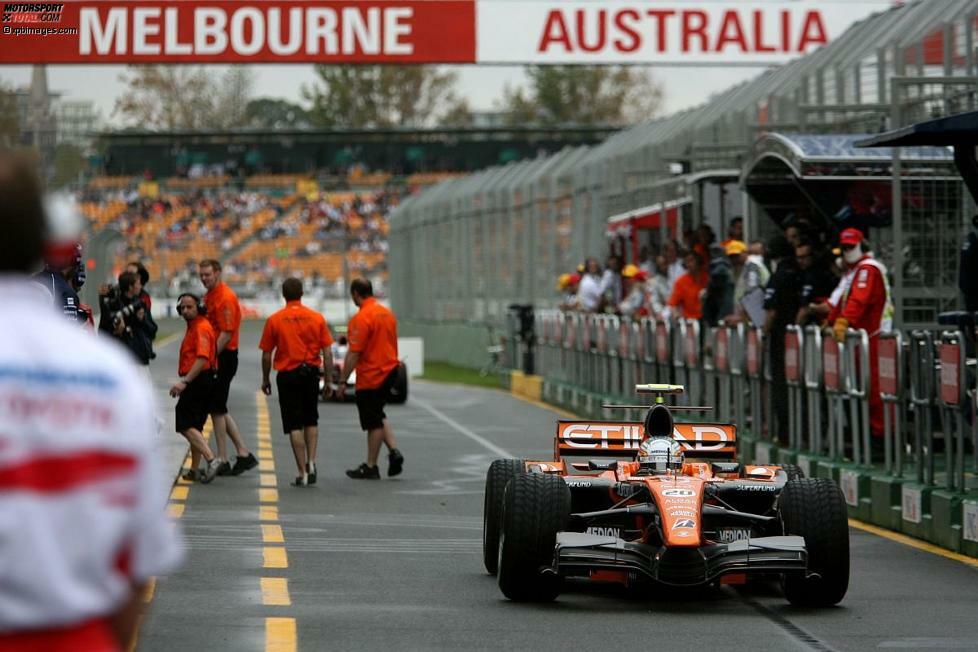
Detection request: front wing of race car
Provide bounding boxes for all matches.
[552,533,808,586]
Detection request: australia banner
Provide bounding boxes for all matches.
[0,0,894,65]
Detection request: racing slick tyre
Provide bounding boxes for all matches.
[497,473,571,602]
[780,464,805,482]
[483,458,525,575]
[779,478,849,607]
[388,363,408,404]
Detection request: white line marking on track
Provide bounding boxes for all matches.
[412,398,514,459]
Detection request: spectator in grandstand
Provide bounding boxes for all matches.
[762,235,801,443]
[618,265,649,318]
[199,259,259,476]
[170,293,222,484]
[721,217,744,247]
[577,258,604,312]
[829,228,893,441]
[0,150,182,650]
[702,244,734,326]
[601,254,624,307]
[725,239,770,326]
[337,278,405,480]
[259,278,334,487]
[98,271,158,367]
[646,256,672,319]
[794,241,840,326]
[960,214,978,311]
[667,251,709,320]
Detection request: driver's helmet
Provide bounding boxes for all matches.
[637,437,684,474]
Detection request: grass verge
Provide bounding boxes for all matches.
[419,361,503,389]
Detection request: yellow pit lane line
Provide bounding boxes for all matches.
[167,503,185,519]
[260,506,279,521]
[169,486,189,501]
[259,488,279,503]
[262,524,285,544]
[260,473,277,487]
[263,547,289,569]
[260,578,291,606]
[849,519,978,569]
[265,617,296,652]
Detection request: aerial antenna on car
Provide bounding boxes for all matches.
[601,384,713,411]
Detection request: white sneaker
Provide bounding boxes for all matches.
[201,458,221,484]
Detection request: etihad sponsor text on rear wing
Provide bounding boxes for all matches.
[554,421,737,460]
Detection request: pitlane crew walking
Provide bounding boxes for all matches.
[0,150,183,651]
[830,228,893,441]
[259,278,334,487]
[199,259,259,476]
[338,278,405,480]
[170,293,222,484]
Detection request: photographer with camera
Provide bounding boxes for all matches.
[98,271,158,366]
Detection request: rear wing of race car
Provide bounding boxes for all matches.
[554,420,737,461]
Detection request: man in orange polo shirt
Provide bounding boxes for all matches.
[667,251,709,320]
[337,278,405,479]
[200,259,258,476]
[259,278,334,487]
[170,292,222,484]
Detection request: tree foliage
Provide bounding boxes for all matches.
[304,65,469,128]
[244,98,310,130]
[115,66,255,130]
[499,66,663,126]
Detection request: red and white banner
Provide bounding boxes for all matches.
[0,0,893,64]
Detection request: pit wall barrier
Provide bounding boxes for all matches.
[532,311,978,559]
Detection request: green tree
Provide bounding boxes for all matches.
[499,66,664,126]
[244,98,310,130]
[115,66,255,130]
[303,65,467,128]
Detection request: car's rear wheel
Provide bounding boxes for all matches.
[497,473,570,602]
[779,478,849,606]
[482,459,525,574]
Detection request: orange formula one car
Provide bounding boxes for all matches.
[483,384,849,606]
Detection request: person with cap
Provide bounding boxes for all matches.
[557,273,581,311]
[259,278,334,487]
[720,217,744,248]
[724,239,770,326]
[830,228,893,440]
[32,196,85,324]
[618,264,649,318]
[0,150,183,649]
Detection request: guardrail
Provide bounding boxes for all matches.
[531,309,978,554]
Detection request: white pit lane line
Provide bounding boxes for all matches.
[412,397,514,459]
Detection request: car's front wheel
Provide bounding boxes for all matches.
[779,478,849,606]
[497,473,570,602]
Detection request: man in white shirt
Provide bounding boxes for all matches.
[0,151,183,650]
[576,258,604,312]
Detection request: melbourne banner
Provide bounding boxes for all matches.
[0,0,894,64]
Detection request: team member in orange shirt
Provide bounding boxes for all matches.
[337,278,405,479]
[667,251,709,320]
[259,278,334,487]
[169,293,221,484]
[200,259,258,476]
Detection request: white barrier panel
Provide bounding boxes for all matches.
[398,337,424,378]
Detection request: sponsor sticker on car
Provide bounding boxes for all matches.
[662,488,695,497]
[717,528,751,543]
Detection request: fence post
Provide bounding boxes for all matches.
[673,319,687,405]
[822,330,843,461]
[938,332,966,492]
[703,324,717,417]
[684,319,702,407]
[745,327,765,440]
[715,326,731,423]
[731,324,746,429]
[785,326,804,452]
[878,332,903,475]
[655,318,672,386]
[803,325,823,458]
[909,330,936,486]
[843,329,871,466]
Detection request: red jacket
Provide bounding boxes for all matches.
[840,256,886,335]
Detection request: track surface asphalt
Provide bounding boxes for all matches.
[139,322,978,652]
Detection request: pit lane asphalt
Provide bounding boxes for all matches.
[138,321,978,652]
